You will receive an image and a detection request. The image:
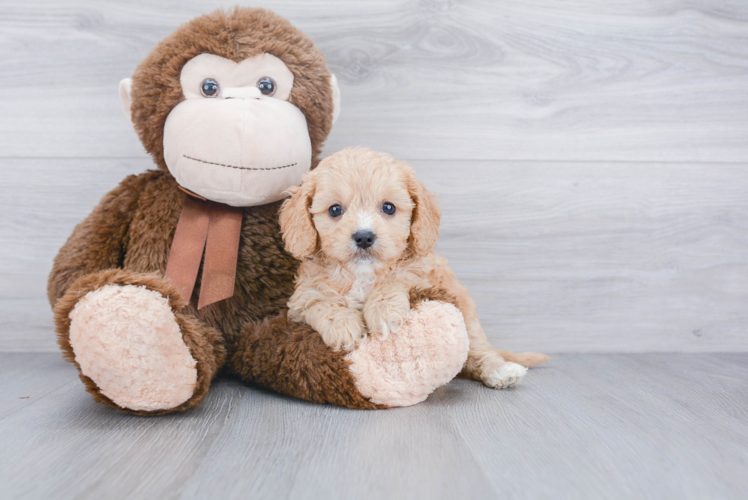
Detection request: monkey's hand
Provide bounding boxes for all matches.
[364,292,411,340]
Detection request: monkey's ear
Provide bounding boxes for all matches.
[330,74,341,125]
[119,78,134,128]
[280,181,318,260]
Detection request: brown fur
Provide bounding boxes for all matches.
[408,287,459,308]
[226,288,459,410]
[130,7,334,171]
[47,171,158,305]
[48,8,377,413]
[226,311,386,410]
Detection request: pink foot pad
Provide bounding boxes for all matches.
[69,284,198,412]
[347,300,469,407]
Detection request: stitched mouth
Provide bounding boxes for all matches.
[183,155,297,171]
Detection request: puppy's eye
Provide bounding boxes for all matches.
[257,77,276,96]
[200,78,220,98]
[382,202,396,215]
[328,204,343,218]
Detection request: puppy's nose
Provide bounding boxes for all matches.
[353,230,376,249]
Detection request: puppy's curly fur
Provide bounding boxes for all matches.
[280,148,549,389]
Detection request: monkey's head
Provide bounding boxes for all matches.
[119,7,340,207]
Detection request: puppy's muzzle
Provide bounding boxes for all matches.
[353,230,376,250]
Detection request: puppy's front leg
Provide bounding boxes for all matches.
[364,283,411,339]
[294,301,366,352]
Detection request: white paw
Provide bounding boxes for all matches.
[375,315,404,340]
[484,362,528,389]
[378,318,391,339]
[69,284,197,411]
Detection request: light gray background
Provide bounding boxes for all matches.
[1,3,747,499]
[1,0,747,352]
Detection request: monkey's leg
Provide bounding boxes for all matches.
[226,289,469,408]
[54,269,226,416]
[227,312,385,409]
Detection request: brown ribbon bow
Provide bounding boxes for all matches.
[165,188,243,309]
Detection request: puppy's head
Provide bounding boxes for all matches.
[279,148,440,264]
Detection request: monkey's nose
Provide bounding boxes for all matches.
[222,86,262,99]
[353,230,376,249]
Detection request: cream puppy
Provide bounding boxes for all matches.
[280,148,548,389]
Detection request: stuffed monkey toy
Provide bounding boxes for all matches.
[48,8,539,415]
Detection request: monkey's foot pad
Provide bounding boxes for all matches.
[348,300,469,407]
[69,284,198,411]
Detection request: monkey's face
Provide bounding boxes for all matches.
[154,53,311,206]
[122,8,340,207]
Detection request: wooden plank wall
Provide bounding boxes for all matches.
[1,0,747,352]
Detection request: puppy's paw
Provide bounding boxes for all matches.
[483,362,528,389]
[320,313,366,352]
[364,297,410,340]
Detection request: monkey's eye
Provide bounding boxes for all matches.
[200,78,220,98]
[328,204,343,218]
[382,202,396,215]
[257,77,276,96]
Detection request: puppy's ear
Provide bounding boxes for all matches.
[406,171,441,256]
[280,178,317,260]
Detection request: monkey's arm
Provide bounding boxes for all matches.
[227,287,469,409]
[48,171,226,415]
[47,172,154,307]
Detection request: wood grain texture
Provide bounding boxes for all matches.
[0,353,79,420]
[2,158,746,352]
[0,0,747,161]
[414,159,748,353]
[0,353,745,499]
[1,1,747,351]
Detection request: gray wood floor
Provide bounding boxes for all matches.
[0,353,746,499]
